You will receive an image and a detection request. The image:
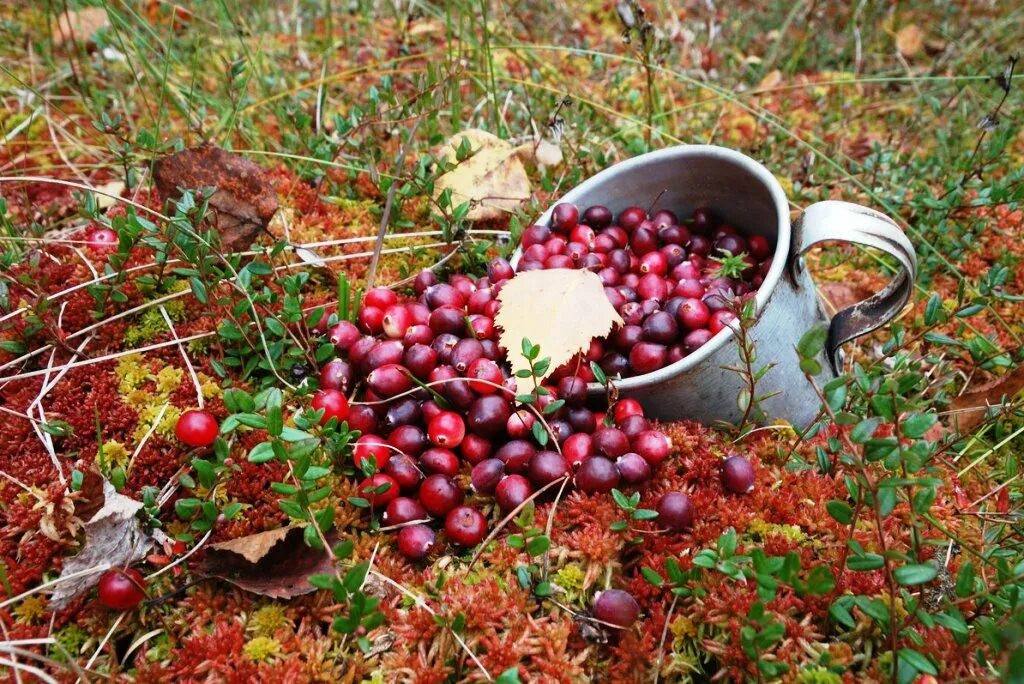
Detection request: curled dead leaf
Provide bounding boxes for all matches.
[434,129,531,222]
[194,525,335,598]
[495,269,624,390]
[896,24,925,58]
[154,146,279,252]
[949,362,1024,434]
[52,7,109,47]
[50,480,152,610]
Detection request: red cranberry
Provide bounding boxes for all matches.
[618,206,646,231]
[721,454,756,493]
[691,207,713,233]
[384,454,423,492]
[347,405,378,434]
[683,328,714,353]
[495,440,536,474]
[354,435,391,471]
[641,311,678,344]
[397,524,435,560]
[551,203,579,232]
[311,390,350,425]
[404,344,438,379]
[528,450,570,487]
[455,433,489,464]
[471,459,505,494]
[708,310,737,334]
[428,411,466,448]
[175,409,219,447]
[366,340,404,370]
[445,506,488,546]
[429,306,467,335]
[367,363,413,398]
[633,430,672,466]
[592,427,630,458]
[467,395,512,438]
[87,228,118,252]
[359,473,399,507]
[657,492,694,530]
[320,359,354,393]
[583,205,613,230]
[413,270,438,294]
[328,321,360,350]
[383,497,427,526]
[506,409,536,440]
[97,568,146,609]
[562,432,593,469]
[613,398,644,423]
[495,474,533,513]
[593,589,640,628]
[629,342,667,375]
[418,474,464,517]
[677,298,710,330]
[688,234,711,257]
[358,306,385,335]
[566,406,597,434]
[615,453,652,484]
[419,447,460,477]
[575,456,620,493]
[639,250,667,276]
[618,414,650,438]
[488,257,515,282]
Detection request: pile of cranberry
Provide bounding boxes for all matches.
[515,203,775,379]
[314,267,675,561]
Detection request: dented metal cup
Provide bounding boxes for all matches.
[516,145,916,427]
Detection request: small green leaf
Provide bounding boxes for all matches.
[248,441,276,463]
[642,566,664,587]
[796,323,828,358]
[897,648,937,676]
[894,563,938,586]
[826,500,853,525]
[901,413,937,439]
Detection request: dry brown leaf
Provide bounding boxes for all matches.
[949,363,1024,434]
[50,480,152,609]
[52,7,109,47]
[896,24,925,58]
[495,269,624,390]
[434,129,531,221]
[154,146,279,252]
[194,525,335,599]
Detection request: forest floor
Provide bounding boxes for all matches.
[0,1,1022,682]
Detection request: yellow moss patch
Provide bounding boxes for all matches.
[243,636,282,662]
[99,440,131,472]
[248,604,292,637]
[116,354,151,394]
[13,595,47,624]
[553,563,586,599]
[748,518,809,544]
[155,366,184,395]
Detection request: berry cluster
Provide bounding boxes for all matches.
[314,273,675,561]
[516,203,775,379]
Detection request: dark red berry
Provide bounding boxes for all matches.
[657,492,694,530]
[618,414,650,438]
[428,411,466,448]
[528,450,570,487]
[551,203,580,232]
[629,342,667,375]
[641,311,678,344]
[593,589,640,628]
[384,454,423,492]
[175,409,219,447]
[320,359,354,393]
[383,497,427,526]
[495,474,533,513]
[419,448,460,477]
[495,440,536,474]
[467,395,512,438]
[721,454,756,493]
[418,474,464,517]
[575,456,620,493]
[592,427,630,458]
[471,458,505,494]
[347,404,378,434]
[359,473,399,507]
[615,453,652,484]
[367,363,413,398]
[97,568,146,609]
[397,524,435,560]
[633,430,672,466]
[445,506,488,546]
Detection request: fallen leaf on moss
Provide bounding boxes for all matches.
[154,146,279,252]
[949,363,1024,433]
[434,129,531,221]
[50,480,152,610]
[896,24,925,57]
[194,525,335,598]
[496,269,623,390]
[52,7,109,47]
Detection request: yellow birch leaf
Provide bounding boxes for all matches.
[495,269,623,390]
[434,129,531,221]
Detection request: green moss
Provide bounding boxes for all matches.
[243,636,282,662]
[51,624,89,663]
[248,604,292,637]
[796,667,843,684]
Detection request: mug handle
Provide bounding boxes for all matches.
[791,200,917,374]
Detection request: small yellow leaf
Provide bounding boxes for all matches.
[896,24,925,57]
[434,129,531,221]
[495,269,623,390]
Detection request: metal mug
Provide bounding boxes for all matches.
[519,145,917,427]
